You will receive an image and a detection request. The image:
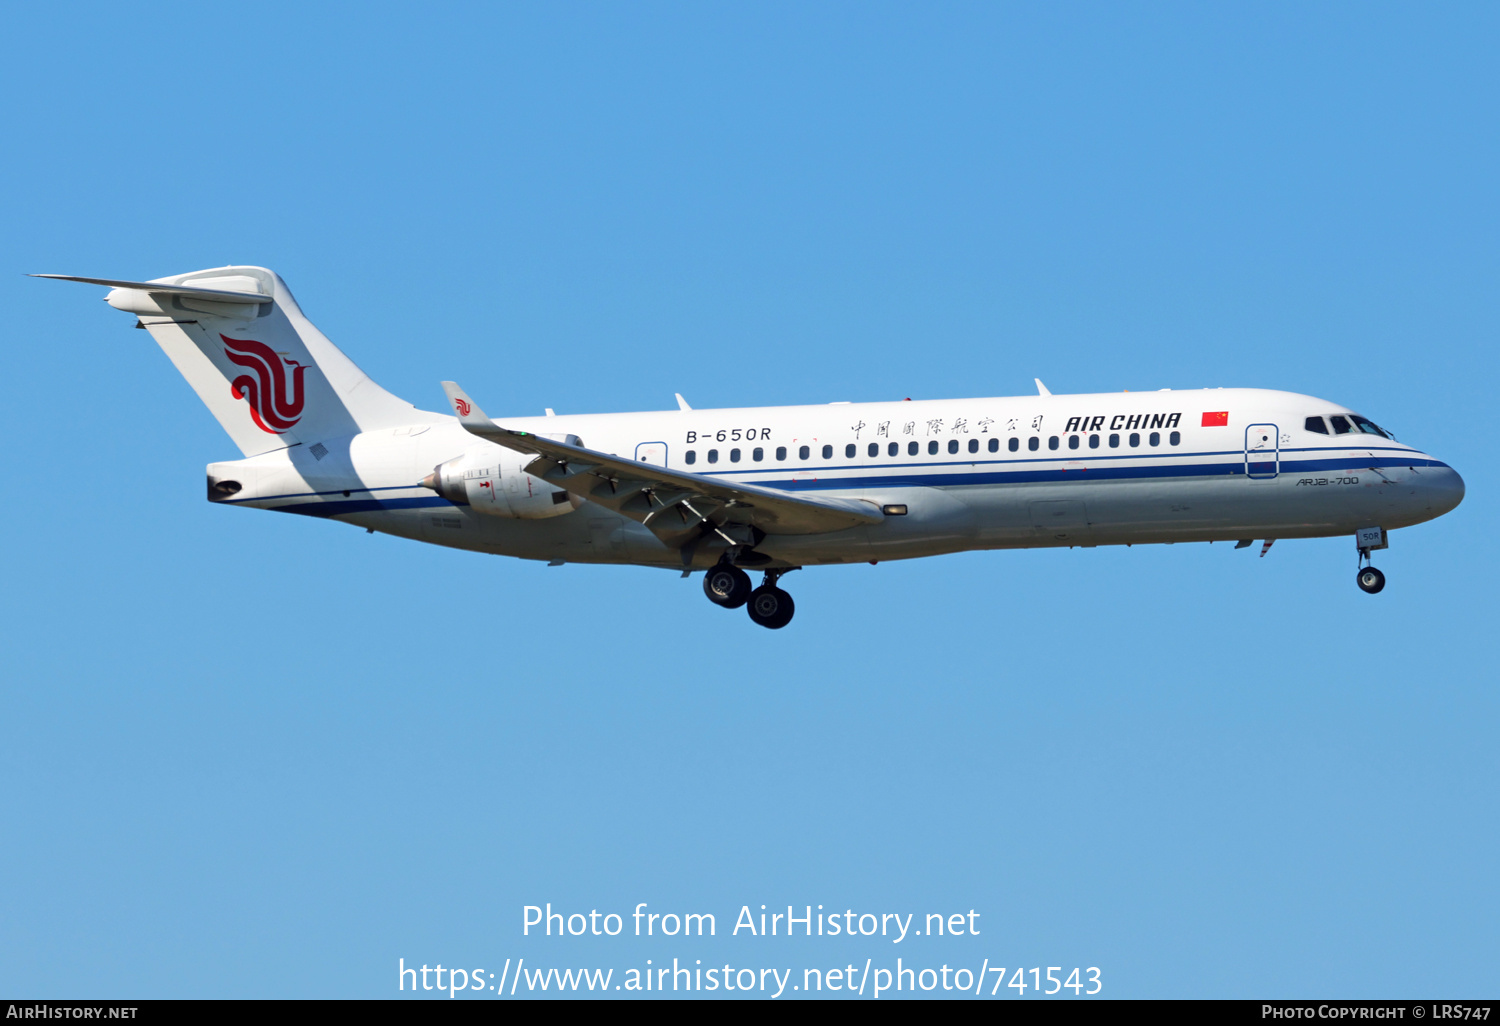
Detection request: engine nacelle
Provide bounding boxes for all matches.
[422,442,583,519]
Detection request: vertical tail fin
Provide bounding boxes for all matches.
[39,266,442,456]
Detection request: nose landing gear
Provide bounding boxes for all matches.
[1355,526,1388,595]
[1356,566,1386,594]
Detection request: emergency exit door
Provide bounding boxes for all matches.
[635,442,668,466]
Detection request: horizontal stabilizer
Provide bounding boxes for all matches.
[39,265,444,457]
[30,273,272,303]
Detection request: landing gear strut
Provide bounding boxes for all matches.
[746,568,798,629]
[1355,526,1388,595]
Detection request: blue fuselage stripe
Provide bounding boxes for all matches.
[699,454,1447,492]
[251,450,1447,516]
[269,496,457,518]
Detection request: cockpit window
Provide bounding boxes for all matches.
[1305,416,1329,434]
[1328,415,1353,434]
[1350,415,1390,439]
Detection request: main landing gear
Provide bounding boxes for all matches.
[1355,526,1388,595]
[747,577,795,630]
[703,560,798,629]
[703,563,752,608]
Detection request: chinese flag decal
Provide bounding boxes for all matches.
[1201,411,1229,427]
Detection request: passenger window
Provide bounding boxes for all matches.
[1027,437,1039,451]
[888,442,899,457]
[1329,415,1353,434]
[822,444,833,459]
[730,448,741,462]
[776,446,787,461]
[845,443,856,458]
[1109,433,1120,448]
[1007,437,1018,452]
[947,439,959,454]
[1048,436,1059,450]
[990,437,1001,452]
[908,441,919,455]
[685,450,696,465]
[1088,434,1100,449]
[1067,435,1080,450]
[708,449,719,463]
[1304,416,1329,435]
[1169,430,1181,446]
[1129,433,1140,447]
[798,445,810,460]
[1149,432,1160,447]
[1351,415,1389,438]
[868,442,879,458]
[969,438,980,453]
[752,447,764,462]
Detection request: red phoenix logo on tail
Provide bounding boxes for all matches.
[223,335,307,433]
[454,398,471,416]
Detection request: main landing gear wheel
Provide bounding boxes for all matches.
[1356,566,1386,594]
[747,586,795,629]
[703,564,752,608]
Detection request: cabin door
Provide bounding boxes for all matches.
[1245,424,1279,479]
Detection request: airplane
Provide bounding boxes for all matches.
[37,265,1464,629]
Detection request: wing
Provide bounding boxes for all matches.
[440,382,883,546]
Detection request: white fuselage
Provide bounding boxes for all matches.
[206,387,1464,570]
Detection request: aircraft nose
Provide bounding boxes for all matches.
[1422,463,1465,517]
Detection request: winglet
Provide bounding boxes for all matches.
[440,381,496,429]
[1034,378,1052,397]
[675,393,692,411]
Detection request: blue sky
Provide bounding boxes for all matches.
[1,1,1495,999]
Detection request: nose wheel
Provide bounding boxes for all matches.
[1356,566,1386,594]
[1355,527,1388,594]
